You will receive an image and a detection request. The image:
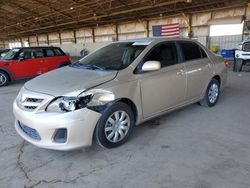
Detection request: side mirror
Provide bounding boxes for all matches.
[142,61,161,72]
[18,56,25,61]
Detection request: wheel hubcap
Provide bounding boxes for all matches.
[104,111,130,143]
[208,83,219,104]
[0,73,7,86]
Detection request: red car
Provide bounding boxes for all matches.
[0,46,71,86]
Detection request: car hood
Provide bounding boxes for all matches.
[24,66,118,96]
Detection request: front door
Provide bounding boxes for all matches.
[139,42,187,118]
[12,49,42,78]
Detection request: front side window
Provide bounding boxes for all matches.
[19,49,32,59]
[53,48,64,56]
[71,42,146,71]
[179,42,204,61]
[144,43,178,67]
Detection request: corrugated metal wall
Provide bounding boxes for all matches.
[209,35,242,50]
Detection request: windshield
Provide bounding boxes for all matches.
[1,49,20,60]
[71,42,146,71]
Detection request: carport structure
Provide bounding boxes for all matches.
[1,1,250,188]
[0,0,248,40]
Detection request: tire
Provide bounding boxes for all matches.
[0,71,9,87]
[235,59,243,72]
[199,78,220,107]
[95,102,135,148]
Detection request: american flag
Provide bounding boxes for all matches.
[152,23,180,37]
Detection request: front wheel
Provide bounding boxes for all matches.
[199,78,220,107]
[0,71,9,87]
[95,102,135,148]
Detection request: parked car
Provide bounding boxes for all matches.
[0,46,71,86]
[13,38,227,150]
[234,38,250,72]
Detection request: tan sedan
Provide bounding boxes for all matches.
[13,38,227,150]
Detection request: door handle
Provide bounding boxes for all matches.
[177,69,185,76]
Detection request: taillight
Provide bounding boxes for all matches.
[224,60,229,68]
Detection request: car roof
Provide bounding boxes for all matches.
[119,37,195,43]
[13,46,60,50]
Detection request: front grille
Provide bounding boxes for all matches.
[24,106,37,110]
[18,96,44,112]
[26,98,43,103]
[18,121,41,140]
[243,42,250,52]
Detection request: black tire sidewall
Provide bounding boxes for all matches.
[95,102,135,148]
[205,79,220,107]
[0,71,9,87]
[235,59,243,72]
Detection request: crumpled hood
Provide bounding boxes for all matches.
[24,66,117,96]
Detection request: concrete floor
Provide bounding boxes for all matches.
[0,70,250,188]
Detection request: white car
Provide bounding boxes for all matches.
[235,38,250,72]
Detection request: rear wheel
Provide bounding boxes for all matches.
[0,71,9,87]
[95,102,135,148]
[235,59,243,72]
[199,78,220,107]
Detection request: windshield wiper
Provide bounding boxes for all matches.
[71,62,105,71]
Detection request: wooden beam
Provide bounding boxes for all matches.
[73,30,77,43]
[92,28,95,43]
[27,36,30,47]
[59,32,62,45]
[144,20,149,37]
[47,34,49,45]
[36,34,39,46]
[20,37,23,47]
[115,24,118,41]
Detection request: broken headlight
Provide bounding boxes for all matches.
[46,89,115,113]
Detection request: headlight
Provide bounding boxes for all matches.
[81,89,115,106]
[46,89,114,113]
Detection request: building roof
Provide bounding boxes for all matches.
[0,0,248,40]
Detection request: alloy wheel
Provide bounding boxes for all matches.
[0,73,7,86]
[208,83,219,104]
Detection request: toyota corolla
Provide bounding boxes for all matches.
[13,38,227,150]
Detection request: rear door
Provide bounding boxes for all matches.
[178,41,213,101]
[32,48,47,74]
[43,48,68,71]
[43,48,57,71]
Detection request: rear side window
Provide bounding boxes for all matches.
[179,42,206,61]
[53,48,64,56]
[200,47,207,58]
[44,49,55,57]
[32,49,44,58]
